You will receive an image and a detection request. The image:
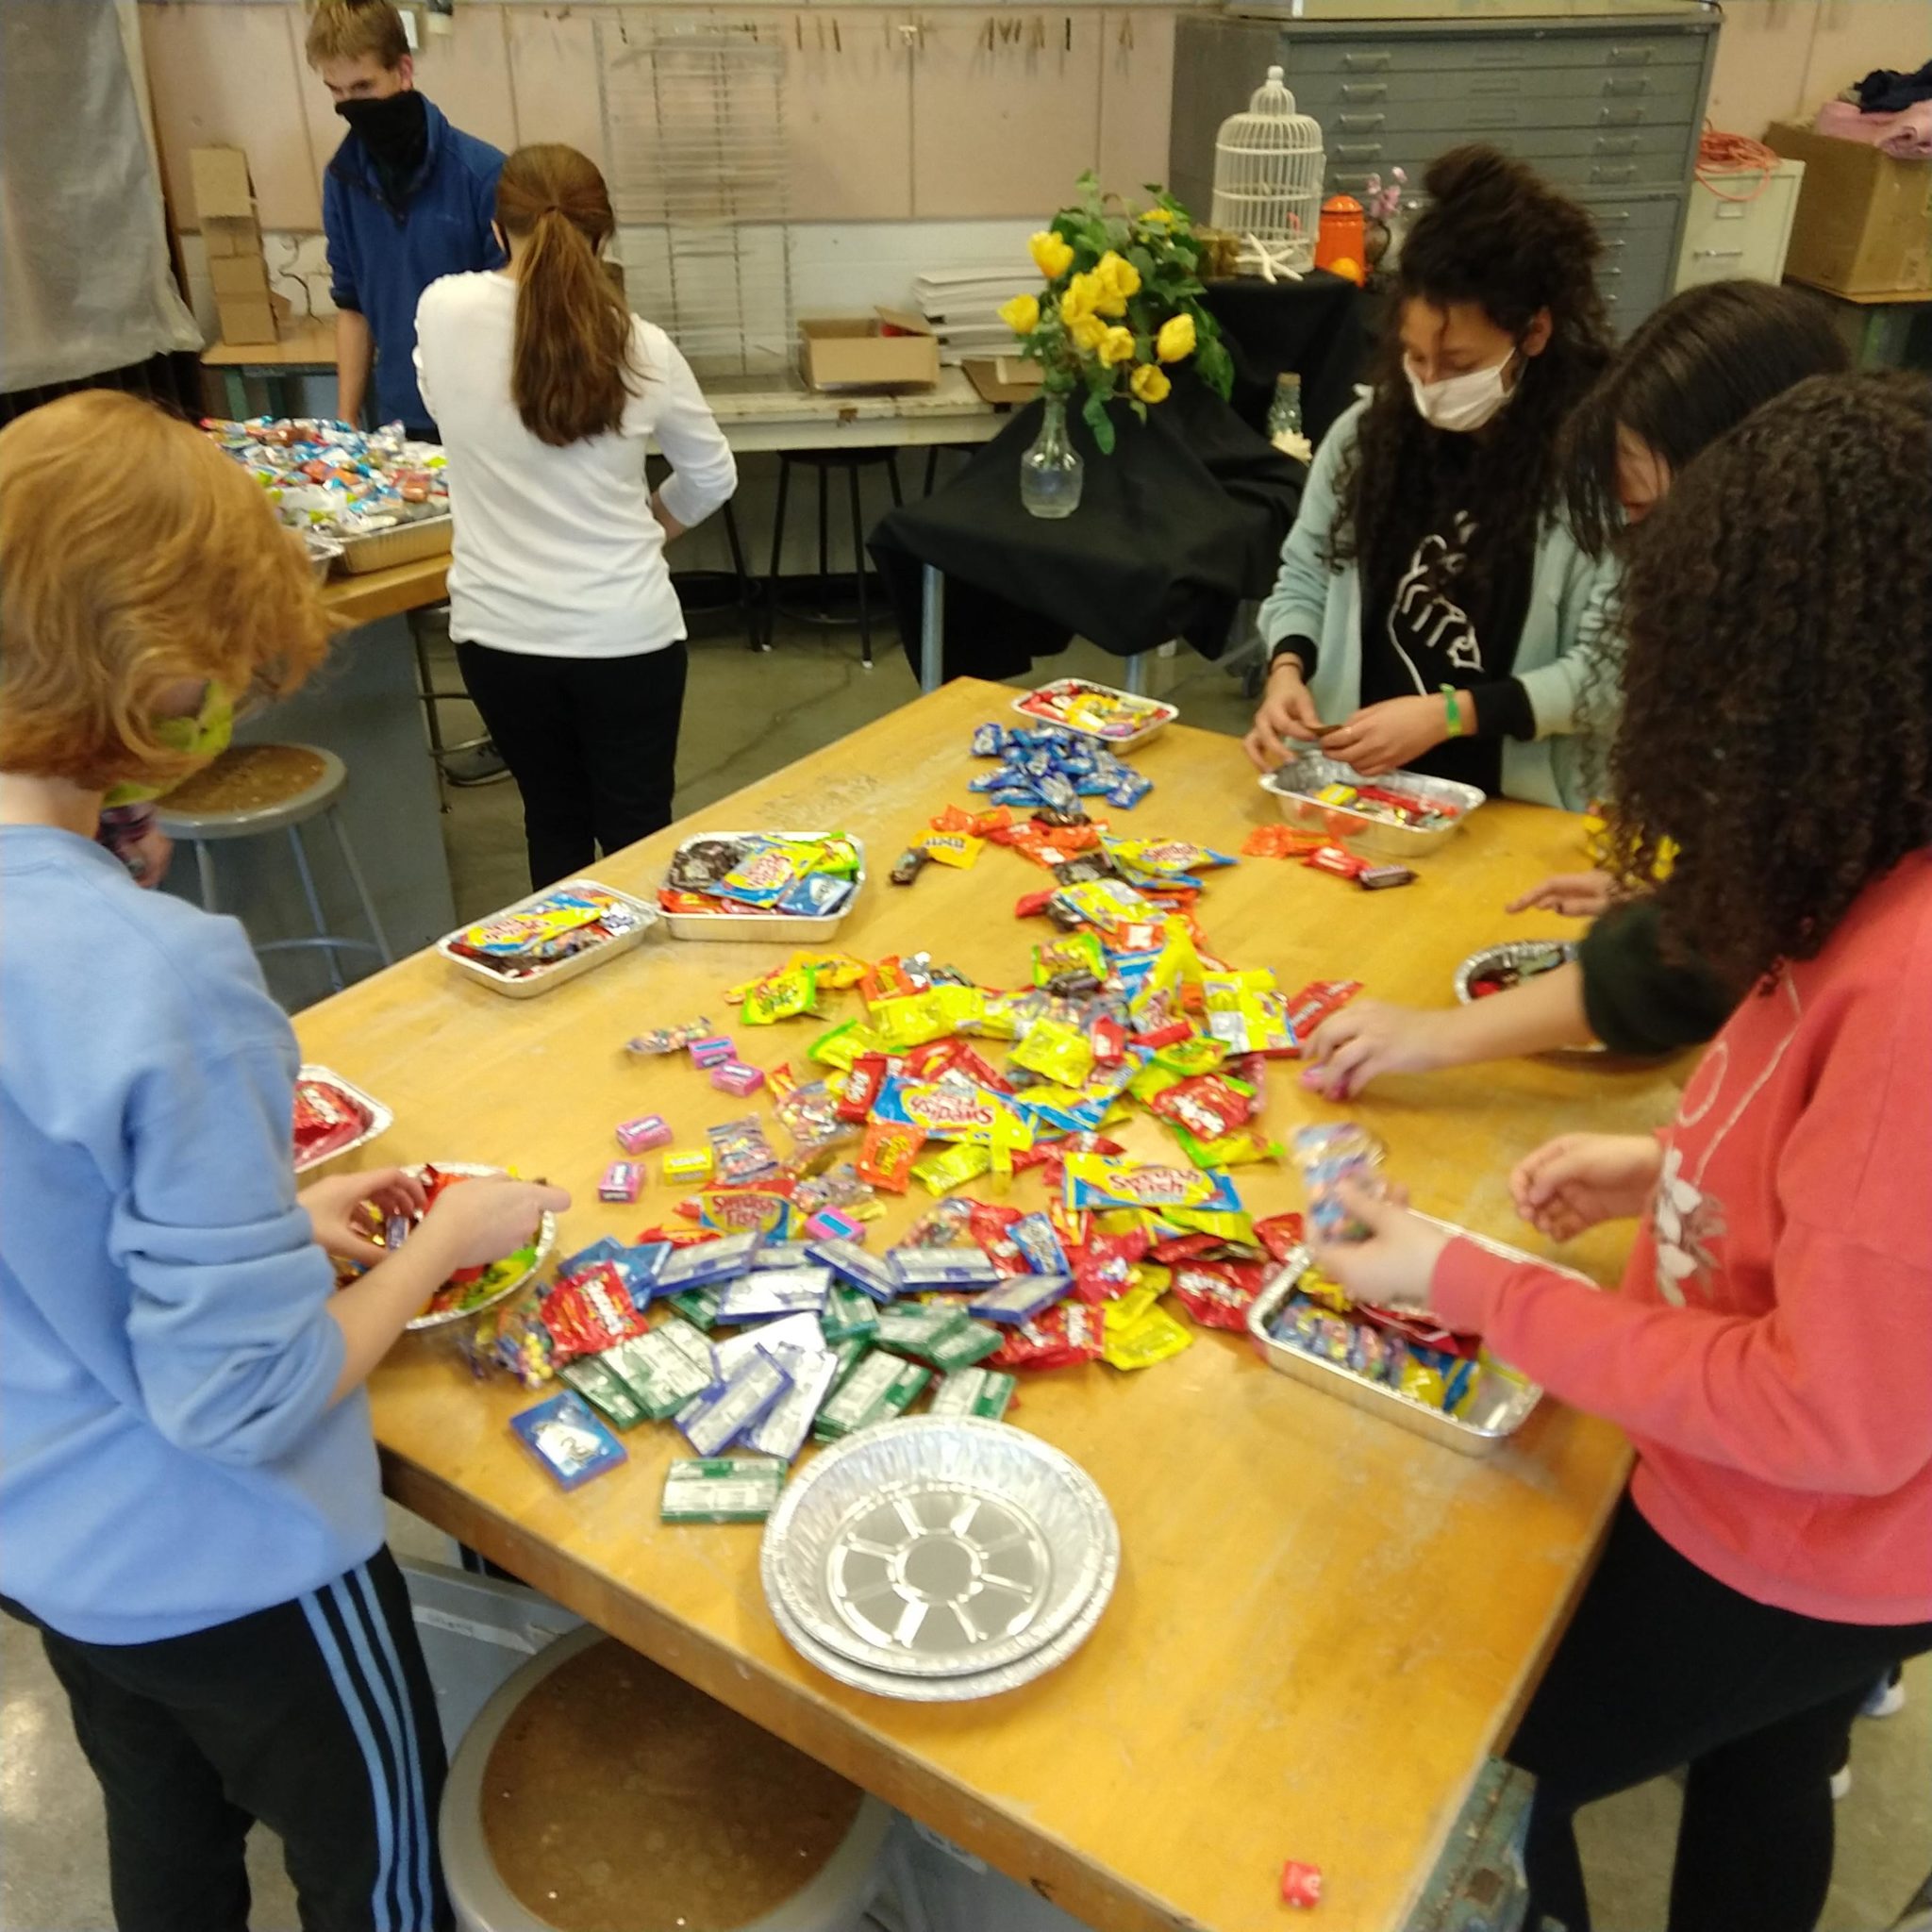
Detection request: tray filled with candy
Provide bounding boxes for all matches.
[202,417,449,565]
[1246,1223,1541,1456]
[384,1163,558,1331]
[1011,677,1176,750]
[292,1064,392,1174]
[658,832,866,941]
[1259,751,1483,859]
[437,879,657,997]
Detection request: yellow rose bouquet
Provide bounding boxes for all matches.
[1000,173,1232,454]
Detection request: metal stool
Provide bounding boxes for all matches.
[767,447,903,668]
[441,1627,894,1932]
[155,744,392,996]
[408,604,506,805]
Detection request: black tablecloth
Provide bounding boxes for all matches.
[870,275,1366,683]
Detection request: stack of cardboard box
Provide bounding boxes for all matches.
[192,146,288,346]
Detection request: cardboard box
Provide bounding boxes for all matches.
[1764,121,1932,296]
[798,308,940,391]
[209,253,270,299]
[202,214,261,260]
[190,145,258,224]
[215,291,290,347]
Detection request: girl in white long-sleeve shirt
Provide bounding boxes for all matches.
[415,141,737,888]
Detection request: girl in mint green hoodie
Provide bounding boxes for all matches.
[1249,145,1618,809]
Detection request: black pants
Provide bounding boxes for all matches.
[1508,1497,1932,1932]
[8,1548,449,1932]
[456,640,688,891]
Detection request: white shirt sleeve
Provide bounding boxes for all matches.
[412,282,441,422]
[634,326,738,531]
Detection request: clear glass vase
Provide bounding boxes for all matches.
[1020,391,1084,519]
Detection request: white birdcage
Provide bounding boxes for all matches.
[1210,66,1324,279]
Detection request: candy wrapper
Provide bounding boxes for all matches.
[807,1237,901,1305]
[291,1070,384,1172]
[447,885,646,977]
[510,1393,626,1490]
[1063,1154,1242,1215]
[660,1457,787,1524]
[708,1115,781,1186]
[1102,1301,1193,1371]
[657,1230,763,1291]
[987,1303,1105,1372]
[929,1365,1019,1421]
[626,1015,715,1058]
[676,1350,791,1457]
[1292,1123,1389,1243]
[556,1355,647,1430]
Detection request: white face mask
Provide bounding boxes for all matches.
[1407,354,1516,434]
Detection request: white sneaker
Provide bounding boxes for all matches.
[1831,1763,1854,1802]
[1862,1670,1907,1720]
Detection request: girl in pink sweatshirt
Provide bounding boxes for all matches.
[1317,371,1932,1932]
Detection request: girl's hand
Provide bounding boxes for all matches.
[1243,656,1327,770]
[1511,1134,1661,1241]
[419,1176,573,1272]
[1300,1000,1450,1100]
[1506,870,1618,920]
[1307,1185,1451,1313]
[300,1167,429,1267]
[1318,695,1449,778]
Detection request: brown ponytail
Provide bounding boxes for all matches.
[497,144,641,447]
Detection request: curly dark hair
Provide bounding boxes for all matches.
[1562,279,1849,558]
[1607,371,1932,993]
[1328,145,1610,623]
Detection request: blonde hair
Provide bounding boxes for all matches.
[305,0,408,70]
[496,145,641,447]
[0,394,330,791]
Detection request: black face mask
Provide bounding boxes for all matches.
[336,91,427,186]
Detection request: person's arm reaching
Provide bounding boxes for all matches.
[336,310,373,427]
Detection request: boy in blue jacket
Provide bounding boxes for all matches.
[0,391,567,1932]
[307,0,506,437]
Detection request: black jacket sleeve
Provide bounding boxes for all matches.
[1577,898,1735,1057]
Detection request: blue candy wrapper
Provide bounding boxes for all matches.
[774,873,854,918]
[657,1230,764,1291]
[1008,1211,1070,1274]
[510,1393,627,1490]
[806,1237,901,1304]
[890,1246,1003,1290]
[676,1351,791,1457]
[713,1265,833,1323]
[968,1273,1073,1324]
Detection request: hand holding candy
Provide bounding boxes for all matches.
[1510,1133,1661,1241]
[1242,656,1328,770]
[1300,999,1452,1100]
[300,1168,428,1267]
[419,1176,573,1272]
[1307,1184,1449,1312]
[1316,694,1451,778]
[1505,870,1619,920]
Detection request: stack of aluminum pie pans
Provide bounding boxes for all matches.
[759,1417,1119,1701]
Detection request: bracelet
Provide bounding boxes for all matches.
[1441,685,1465,739]
[1268,644,1307,678]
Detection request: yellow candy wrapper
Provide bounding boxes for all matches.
[867,991,955,1051]
[788,949,868,991]
[910,1141,994,1195]
[1032,932,1107,987]
[1158,1205,1257,1245]
[1109,1281,1163,1329]
[741,964,818,1025]
[1008,1016,1095,1090]
[919,830,983,869]
[808,1019,881,1070]
[1103,1303,1193,1371]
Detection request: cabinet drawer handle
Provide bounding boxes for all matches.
[1340,82,1387,101]
[1595,135,1639,155]
[1591,163,1638,183]
[1341,51,1391,71]
[1598,106,1647,126]
[1468,105,1524,127]
[1334,142,1383,161]
[1692,246,1747,261]
[1336,114,1385,133]
[1608,44,1656,65]
[1603,75,1651,97]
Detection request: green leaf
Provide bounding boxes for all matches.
[1126,244,1157,282]
[1195,336,1235,402]
[1129,398,1148,425]
[1081,390,1116,456]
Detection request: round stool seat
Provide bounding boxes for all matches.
[155,744,345,841]
[444,1628,891,1932]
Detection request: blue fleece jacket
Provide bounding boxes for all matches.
[323,95,506,433]
[0,828,382,1645]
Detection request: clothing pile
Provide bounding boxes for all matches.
[1814,58,1932,159]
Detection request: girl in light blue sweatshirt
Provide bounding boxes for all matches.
[1248,145,1620,810]
[0,391,567,1932]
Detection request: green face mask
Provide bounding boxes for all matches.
[102,682,235,808]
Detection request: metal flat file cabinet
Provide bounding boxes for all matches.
[1172,6,1720,337]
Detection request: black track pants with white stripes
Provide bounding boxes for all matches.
[8,1547,450,1932]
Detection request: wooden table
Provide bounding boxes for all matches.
[201,317,338,419]
[296,680,1682,1931]
[705,365,1002,456]
[320,553,450,630]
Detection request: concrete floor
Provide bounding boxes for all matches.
[4,617,1926,1931]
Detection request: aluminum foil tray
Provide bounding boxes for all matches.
[402,1162,557,1332]
[761,1418,1118,1693]
[659,831,866,941]
[1258,753,1483,858]
[1246,1222,1547,1457]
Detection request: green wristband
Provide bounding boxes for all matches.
[1441,685,1465,739]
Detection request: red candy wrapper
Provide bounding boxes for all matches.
[1254,1212,1307,1264]
[988,1302,1105,1371]
[1284,979,1363,1052]
[1169,1261,1268,1331]
[1146,1073,1256,1141]
[1280,1859,1324,1908]
[1304,844,1369,880]
[541,1263,647,1362]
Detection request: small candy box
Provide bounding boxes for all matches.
[676,1351,791,1457]
[662,1147,715,1185]
[806,1237,901,1304]
[688,1035,737,1067]
[712,1266,833,1324]
[599,1160,644,1204]
[656,1230,763,1291]
[660,1457,787,1525]
[510,1393,627,1491]
[811,1351,903,1440]
[615,1113,672,1154]
[715,1311,825,1374]
[930,1365,1018,1422]
[823,1281,880,1343]
[805,1207,864,1242]
[604,1326,718,1420]
[555,1356,647,1430]
[742,1346,841,1461]
[969,1273,1073,1325]
[889,1247,1003,1291]
[709,1061,766,1097]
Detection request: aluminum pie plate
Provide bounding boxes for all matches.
[761,1417,1119,1683]
[1454,940,1605,1058]
[400,1162,557,1332]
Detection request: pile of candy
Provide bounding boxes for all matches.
[969,723,1154,811]
[445,883,649,981]
[1011,678,1175,743]
[1243,823,1416,891]
[358,1165,541,1322]
[658,834,862,922]
[1272,761,1463,834]
[202,417,447,540]
[291,1068,386,1173]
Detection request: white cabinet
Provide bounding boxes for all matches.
[1674,158,1806,290]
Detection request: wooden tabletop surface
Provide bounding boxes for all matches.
[295,680,1678,1931]
[319,554,449,628]
[202,317,339,369]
